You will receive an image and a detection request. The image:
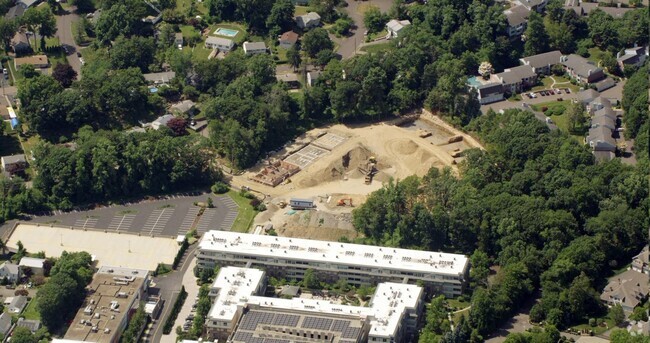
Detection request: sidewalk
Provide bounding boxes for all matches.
[160,258,200,343]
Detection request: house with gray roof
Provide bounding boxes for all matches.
[0,313,11,338]
[520,0,548,11]
[307,70,322,87]
[170,100,196,115]
[496,65,537,94]
[10,31,30,54]
[577,89,600,105]
[586,126,616,152]
[519,50,562,75]
[594,77,616,92]
[474,83,505,104]
[504,5,530,37]
[8,295,27,313]
[1,154,27,175]
[151,114,174,130]
[591,113,616,131]
[0,262,20,283]
[600,269,649,312]
[143,71,176,85]
[242,41,267,55]
[588,96,611,114]
[561,54,605,84]
[205,36,234,52]
[617,46,648,72]
[16,318,41,333]
[386,19,411,39]
[296,12,320,29]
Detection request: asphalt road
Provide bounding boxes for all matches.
[27,192,239,237]
[55,6,82,78]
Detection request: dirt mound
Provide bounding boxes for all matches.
[299,144,383,188]
[393,139,419,155]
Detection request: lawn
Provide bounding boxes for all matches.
[531,76,555,92]
[530,100,584,142]
[273,46,288,64]
[226,190,258,233]
[47,50,68,68]
[447,297,471,311]
[185,45,212,61]
[366,29,387,42]
[211,23,247,44]
[530,100,570,115]
[587,47,606,65]
[176,0,207,15]
[360,42,395,54]
[23,295,41,320]
[572,316,616,336]
[294,5,310,16]
[20,133,42,161]
[7,58,21,85]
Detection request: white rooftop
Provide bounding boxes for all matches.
[208,267,265,322]
[199,231,468,276]
[18,257,45,269]
[368,283,421,337]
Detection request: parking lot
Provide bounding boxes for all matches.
[524,87,572,99]
[29,192,240,237]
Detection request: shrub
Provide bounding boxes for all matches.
[249,199,261,208]
[211,182,229,194]
[14,289,28,296]
[589,318,597,327]
[163,286,187,334]
[541,106,548,112]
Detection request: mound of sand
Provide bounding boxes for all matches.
[393,139,419,155]
[298,144,388,188]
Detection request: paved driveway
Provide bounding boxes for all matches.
[335,0,393,59]
[55,7,82,77]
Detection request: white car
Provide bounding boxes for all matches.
[79,57,86,65]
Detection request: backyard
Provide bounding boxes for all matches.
[22,295,41,320]
[360,42,394,54]
[531,100,585,142]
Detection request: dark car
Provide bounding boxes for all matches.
[77,52,81,57]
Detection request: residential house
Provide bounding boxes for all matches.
[590,112,616,131]
[14,55,49,70]
[564,1,633,18]
[600,269,649,312]
[296,12,320,30]
[1,154,27,175]
[631,246,649,275]
[16,318,41,333]
[151,114,174,130]
[577,89,600,105]
[19,257,46,276]
[0,262,20,283]
[474,83,505,104]
[291,0,308,4]
[307,70,321,87]
[627,320,650,337]
[10,31,30,54]
[279,31,299,49]
[170,100,196,115]
[588,96,611,114]
[594,77,616,92]
[519,50,562,75]
[520,0,548,12]
[617,46,648,72]
[8,295,27,313]
[17,0,39,8]
[143,71,176,85]
[276,73,300,88]
[174,32,183,47]
[495,65,537,94]
[586,125,617,153]
[504,5,530,37]
[242,41,267,55]
[205,36,234,52]
[0,313,11,338]
[592,106,617,127]
[5,5,25,19]
[386,19,411,39]
[561,54,605,84]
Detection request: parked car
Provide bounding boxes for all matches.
[546,117,553,124]
[541,91,547,96]
[555,88,561,94]
[549,90,555,95]
[564,88,571,94]
[557,98,563,102]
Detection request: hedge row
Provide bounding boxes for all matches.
[163,286,187,334]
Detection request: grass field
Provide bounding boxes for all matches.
[531,100,584,141]
[572,316,616,336]
[23,295,41,320]
[294,5,310,16]
[531,76,555,91]
[176,0,207,15]
[227,190,258,233]
[360,42,394,54]
[587,47,605,65]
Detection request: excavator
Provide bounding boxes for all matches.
[337,198,353,207]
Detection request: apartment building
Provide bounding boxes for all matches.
[205,267,425,343]
[196,231,468,297]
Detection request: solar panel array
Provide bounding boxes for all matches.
[301,316,333,330]
[272,313,300,327]
[232,309,365,343]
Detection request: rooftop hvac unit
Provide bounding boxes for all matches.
[116,292,128,298]
[94,313,100,319]
[91,326,98,332]
[84,306,93,314]
[104,328,111,334]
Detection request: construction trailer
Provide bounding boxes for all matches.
[289,198,314,209]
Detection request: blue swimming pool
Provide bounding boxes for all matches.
[214,28,239,37]
[467,76,482,87]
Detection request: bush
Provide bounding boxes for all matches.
[249,199,261,208]
[163,286,187,334]
[14,289,28,296]
[211,182,229,194]
[589,318,597,327]
[173,237,189,270]
[541,106,548,112]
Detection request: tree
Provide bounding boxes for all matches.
[121,303,146,343]
[265,0,294,37]
[286,44,301,71]
[71,0,94,13]
[22,7,57,50]
[109,36,155,71]
[302,28,333,58]
[0,18,17,51]
[478,61,493,79]
[166,117,188,136]
[94,3,139,42]
[524,12,550,56]
[302,269,321,289]
[610,304,625,326]
[600,51,619,75]
[587,9,619,51]
[9,327,36,343]
[51,63,77,88]
[363,6,388,34]
[565,101,586,133]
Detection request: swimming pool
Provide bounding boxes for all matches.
[467,76,482,87]
[214,28,239,37]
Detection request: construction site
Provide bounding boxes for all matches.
[233,111,483,242]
